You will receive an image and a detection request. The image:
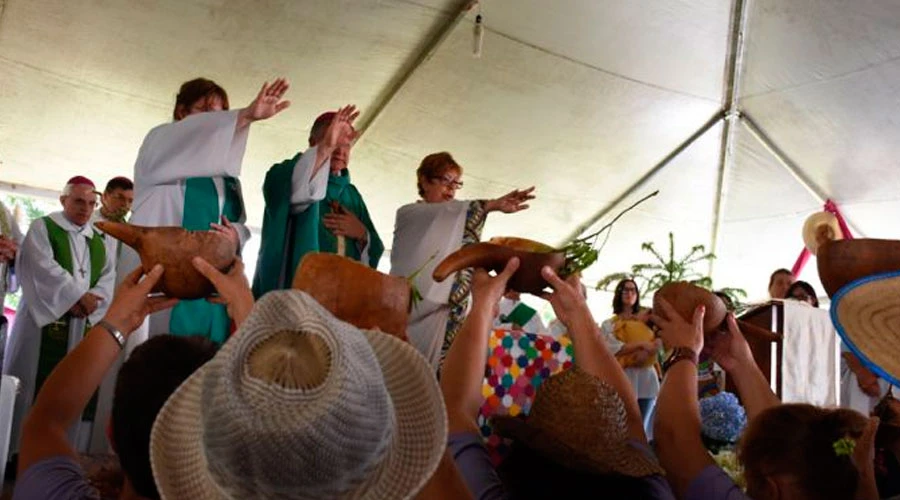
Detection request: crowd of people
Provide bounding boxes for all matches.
[0,76,896,499]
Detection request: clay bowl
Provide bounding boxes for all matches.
[432,237,567,295]
[817,239,900,298]
[653,281,775,341]
[95,221,236,299]
[292,253,410,341]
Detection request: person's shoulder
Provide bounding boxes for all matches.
[13,455,100,500]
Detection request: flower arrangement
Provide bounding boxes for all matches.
[700,392,747,444]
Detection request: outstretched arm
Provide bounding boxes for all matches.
[236,78,291,129]
[19,266,177,474]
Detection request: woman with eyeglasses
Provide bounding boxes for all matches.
[390,151,535,371]
[600,278,661,434]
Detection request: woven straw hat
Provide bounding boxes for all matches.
[802,211,843,255]
[149,290,447,499]
[831,271,900,387]
[492,365,664,477]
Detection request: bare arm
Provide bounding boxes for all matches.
[19,266,177,474]
[540,267,646,443]
[441,258,520,434]
[651,301,714,497]
[708,314,780,420]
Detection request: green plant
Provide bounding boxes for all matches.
[596,232,747,306]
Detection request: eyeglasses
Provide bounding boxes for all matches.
[431,175,463,190]
[621,287,638,294]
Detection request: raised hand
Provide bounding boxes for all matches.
[650,296,704,354]
[240,78,291,126]
[486,186,535,214]
[539,265,591,328]
[471,257,520,310]
[320,105,360,155]
[703,313,754,373]
[103,265,178,335]
[192,256,254,328]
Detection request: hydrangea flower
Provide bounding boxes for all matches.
[699,391,747,443]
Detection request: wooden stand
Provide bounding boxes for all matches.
[730,301,784,398]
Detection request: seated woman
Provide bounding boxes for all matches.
[651,297,880,500]
[600,279,661,432]
[389,152,534,370]
[440,260,676,499]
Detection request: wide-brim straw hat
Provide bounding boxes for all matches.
[803,211,843,255]
[492,365,664,478]
[831,271,900,387]
[150,290,447,499]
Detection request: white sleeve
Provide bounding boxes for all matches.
[290,146,330,211]
[134,110,249,187]
[88,240,117,324]
[600,319,625,354]
[17,221,85,328]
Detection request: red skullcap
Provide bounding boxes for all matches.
[312,111,337,131]
[65,176,96,188]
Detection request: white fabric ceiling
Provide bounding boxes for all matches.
[3,0,900,302]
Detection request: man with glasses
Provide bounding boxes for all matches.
[252,108,383,298]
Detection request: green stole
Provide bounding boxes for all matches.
[168,177,241,344]
[38,216,106,420]
[251,156,384,298]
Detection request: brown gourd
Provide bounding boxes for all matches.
[95,221,236,299]
[432,237,567,294]
[816,239,900,297]
[654,281,777,341]
[292,253,411,340]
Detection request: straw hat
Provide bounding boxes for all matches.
[831,271,900,387]
[150,290,447,499]
[492,365,665,477]
[803,212,843,255]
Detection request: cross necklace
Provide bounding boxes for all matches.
[73,237,89,279]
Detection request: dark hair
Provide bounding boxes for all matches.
[112,335,217,498]
[416,152,462,198]
[173,78,229,121]
[768,268,793,289]
[785,280,819,307]
[498,441,661,499]
[104,176,133,194]
[713,291,735,312]
[612,279,640,315]
[739,404,867,500]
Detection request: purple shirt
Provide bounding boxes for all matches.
[13,456,99,500]
[686,465,751,500]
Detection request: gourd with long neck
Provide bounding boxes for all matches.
[95,221,236,299]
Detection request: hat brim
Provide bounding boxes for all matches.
[150,328,447,499]
[492,415,664,478]
[831,271,900,388]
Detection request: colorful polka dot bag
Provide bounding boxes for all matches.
[478,329,574,464]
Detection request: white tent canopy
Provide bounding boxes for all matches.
[3,0,900,303]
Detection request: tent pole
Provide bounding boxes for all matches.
[558,110,725,246]
[740,112,866,236]
[709,0,751,279]
[353,0,477,141]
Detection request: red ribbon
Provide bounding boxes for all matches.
[791,199,853,276]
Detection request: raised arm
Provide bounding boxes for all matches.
[441,258,520,433]
[540,266,646,443]
[18,265,177,474]
[650,299,713,497]
[483,186,535,214]
[706,314,780,420]
[236,78,291,129]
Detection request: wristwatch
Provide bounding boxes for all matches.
[662,346,698,372]
[97,320,125,349]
